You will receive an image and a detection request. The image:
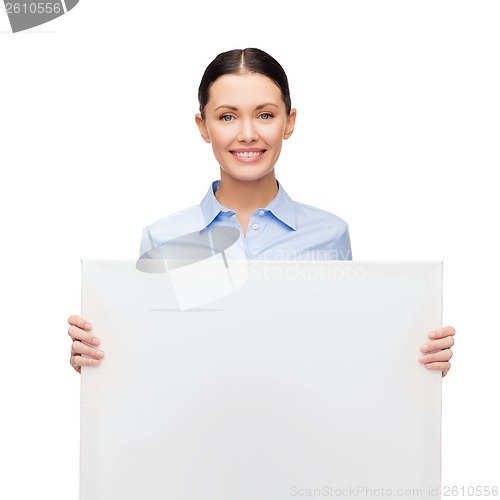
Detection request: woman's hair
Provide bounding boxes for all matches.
[198,48,292,118]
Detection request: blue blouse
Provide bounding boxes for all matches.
[140,180,351,261]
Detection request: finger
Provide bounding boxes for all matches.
[71,340,105,360]
[68,315,93,330]
[428,326,455,340]
[419,348,453,364]
[68,325,100,346]
[420,335,454,353]
[423,361,451,375]
[70,353,102,369]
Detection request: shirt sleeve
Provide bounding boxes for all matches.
[139,226,154,258]
[332,222,352,260]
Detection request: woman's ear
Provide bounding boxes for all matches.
[283,108,297,140]
[195,114,211,143]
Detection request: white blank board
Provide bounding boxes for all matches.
[81,260,442,500]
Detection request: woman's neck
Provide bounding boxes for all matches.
[215,170,278,213]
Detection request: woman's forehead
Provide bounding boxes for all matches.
[207,73,283,109]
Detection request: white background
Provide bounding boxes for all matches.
[1,1,498,498]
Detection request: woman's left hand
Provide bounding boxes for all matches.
[419,326,455,377]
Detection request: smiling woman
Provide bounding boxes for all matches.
[67,47,455,377]
[195,72,297,224]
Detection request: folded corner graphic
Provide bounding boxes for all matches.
[5,0,79,33]
[64,0,78,10]
[136,226,248,311]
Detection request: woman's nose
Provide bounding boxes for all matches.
[237,119,259,142]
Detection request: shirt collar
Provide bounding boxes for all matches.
[199,180,297,231]
[265,181,297,230]
[198,180,234,229]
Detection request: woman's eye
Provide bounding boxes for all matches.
[260,113,273,120]
[220,115,233,122]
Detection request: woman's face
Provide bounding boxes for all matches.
[195,72,296,183]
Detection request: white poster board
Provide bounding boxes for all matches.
[81,260,442,500]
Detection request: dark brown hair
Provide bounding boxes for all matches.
[198,48,292,119]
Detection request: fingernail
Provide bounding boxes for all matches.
[96,350,104,358]
[418,356,427,363]
[421,344,429,352]
[85,323,92,330]
[92,359,101,366]
[428,331,437,339]
[92,338,100,346]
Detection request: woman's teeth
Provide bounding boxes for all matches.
[234,151,263,158]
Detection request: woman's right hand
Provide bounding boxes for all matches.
[68,315,105,373]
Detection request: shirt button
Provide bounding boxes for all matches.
[258,210,265,216]
[252,223,259,230]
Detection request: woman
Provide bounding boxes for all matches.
[68,48,455,374]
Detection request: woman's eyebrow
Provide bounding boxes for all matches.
[213,103,280,113]
[214,105,238,112]
[255,102,279,110]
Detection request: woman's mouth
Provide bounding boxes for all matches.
[230,149,267,162]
